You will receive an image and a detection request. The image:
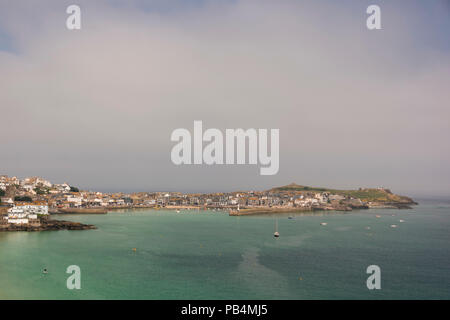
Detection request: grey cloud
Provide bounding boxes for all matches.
[0,0,449,197]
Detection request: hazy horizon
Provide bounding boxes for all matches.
[1,171,448,200]
[1,0,449,197]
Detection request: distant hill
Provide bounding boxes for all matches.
[269,183,329,192]
[269,183,416,204]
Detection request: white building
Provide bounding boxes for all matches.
[23,177,52,188]
[0,197,14,205]
[144,199,156,206]
[54,183,71,193]
[315,193,329,203]
[7,202,48,225]
[66,196,83,207]
[329,194,345,201]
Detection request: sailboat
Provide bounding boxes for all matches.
[274,219,280,237]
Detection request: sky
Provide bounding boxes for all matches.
[0,0,449,197]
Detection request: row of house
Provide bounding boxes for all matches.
[1,202,49,225]
[0,175,71,195]
[1,175,364,212]
[5,190,339,210]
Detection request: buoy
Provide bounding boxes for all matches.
[132,248,137,252]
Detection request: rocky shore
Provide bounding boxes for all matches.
[0,219,97,232]
[367,202,415,209]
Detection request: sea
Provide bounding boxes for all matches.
[0,200,449,299]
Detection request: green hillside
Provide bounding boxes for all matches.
[270,183,414,203]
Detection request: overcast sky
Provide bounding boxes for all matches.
[0,0,449,197]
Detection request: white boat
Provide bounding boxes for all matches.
[320,222,327,226]
[399,219,405,223]
[390,224,398,228]
[176,210,180,213]
[274,219,280,237]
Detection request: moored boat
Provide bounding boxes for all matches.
[274,219,280,237]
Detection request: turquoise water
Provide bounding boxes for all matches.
[0,201,449,299]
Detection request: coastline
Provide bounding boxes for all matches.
[228,202,415,216]
[55,208,107,214]
[47,202,415,217]
[229,207,316,216]
[0,219,96,232]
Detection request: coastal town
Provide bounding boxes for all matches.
[0,175,417,231]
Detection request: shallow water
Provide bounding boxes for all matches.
[0,201,449,299]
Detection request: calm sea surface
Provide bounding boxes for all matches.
[0,201,449,299]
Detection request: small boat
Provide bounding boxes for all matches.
[365,226,371,230]
[288,216,293,220]
[274,219,280,237]
[132,248,137,252]
[376,215,381,218]
[176,210,180,213]
[320,222,327,226]
[43,268,48,274]
[399,219,405,223]
[390,224,398,228]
